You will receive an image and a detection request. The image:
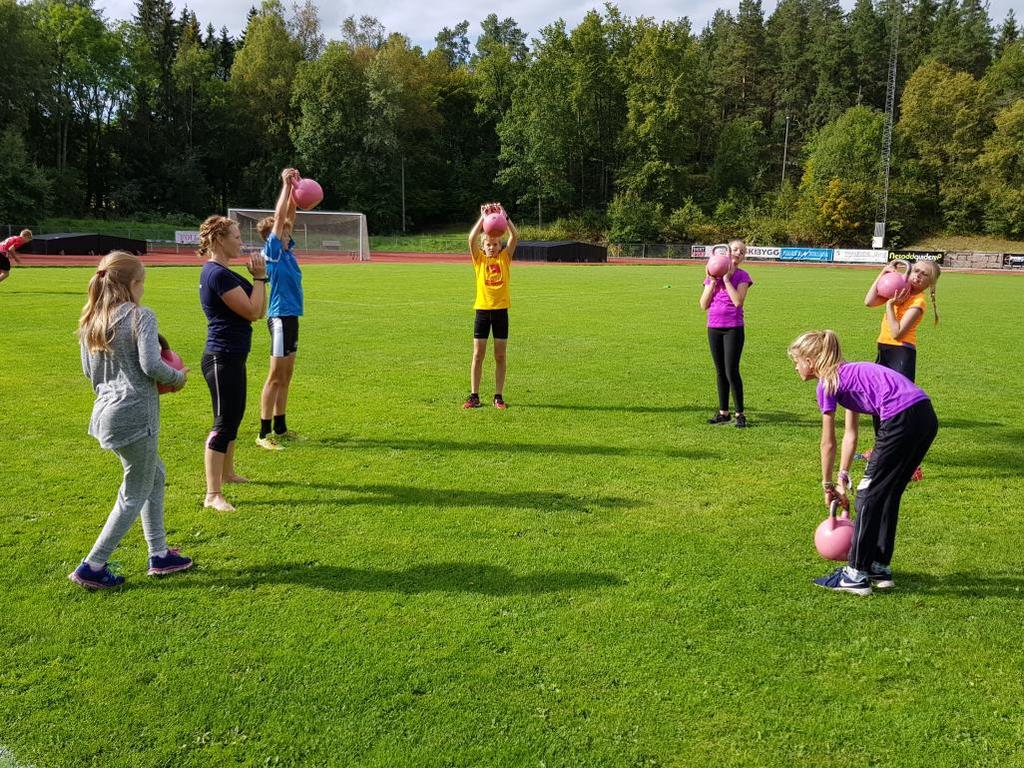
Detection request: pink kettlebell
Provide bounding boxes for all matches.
[292,177,324,210]
[707,244,731,278]
[814,499,855,561]
[157,348,185,395]
[483,211,508,237]
[876,260,910,299]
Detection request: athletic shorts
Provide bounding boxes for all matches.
[0,254,10,272]
[474,309,509,340]
[267,316,299,357]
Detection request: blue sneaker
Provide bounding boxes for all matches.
[868,564,895,590]
[148,548,193,577]
[814,566,872,596]
[68,561,125,590]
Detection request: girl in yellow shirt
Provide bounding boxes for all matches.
[463,203,519,410]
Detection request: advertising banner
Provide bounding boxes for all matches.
[834,248,888,264]
[746,246,780,260]
[175,231,200,244]
[1003,253,1024,269]
[889,250,944,264]
[780,247,833,262]
[691,244,708,259]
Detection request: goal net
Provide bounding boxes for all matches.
[227,209,370,262]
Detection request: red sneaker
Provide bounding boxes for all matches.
[494,395,507,410]
[462,394,482,409]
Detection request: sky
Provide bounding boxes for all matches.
[91,0,1020,51]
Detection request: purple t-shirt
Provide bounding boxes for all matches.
[703,268,753,328]
[817,362,930,420]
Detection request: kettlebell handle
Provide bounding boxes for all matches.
[888,259,910,276]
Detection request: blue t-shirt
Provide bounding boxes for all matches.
[199,261,254,354]
[263,233,303,318]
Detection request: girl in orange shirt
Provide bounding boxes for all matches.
[863,259,941,384]
[862,259,941,474]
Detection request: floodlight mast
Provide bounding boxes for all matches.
[874,0,903,249]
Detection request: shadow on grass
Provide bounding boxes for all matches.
[249,481,639,512]
[940,418,1009,430]
[898,571,1024,598]
[314,436,713,460]
[927,445,1024,478]
[526,404,820,427]
[164,562,624,595]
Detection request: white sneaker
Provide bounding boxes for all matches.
[256,435,284,451]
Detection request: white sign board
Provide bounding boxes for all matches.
[175,231,200,245]
[834,249,889,264]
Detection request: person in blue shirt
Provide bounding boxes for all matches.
[256,168,305,450]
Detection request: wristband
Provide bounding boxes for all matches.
[822,481,835,490]
[254,277,268,282]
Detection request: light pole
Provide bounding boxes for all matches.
[782,112,790,188]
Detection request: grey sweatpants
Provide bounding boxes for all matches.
[86,434,168,564]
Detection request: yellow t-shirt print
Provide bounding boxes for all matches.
[473,247,511,310]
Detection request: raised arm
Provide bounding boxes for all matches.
[468,209,485,258]
[505,213,519,257]
[272,168,300,240]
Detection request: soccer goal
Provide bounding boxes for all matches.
[228,208,370,261]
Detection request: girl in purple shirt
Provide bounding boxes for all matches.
[788,330,938,596]
[699,239,753,427]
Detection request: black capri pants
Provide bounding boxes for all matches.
[708,326,745,412]
[852,399,938,571]
[202,352,248,453]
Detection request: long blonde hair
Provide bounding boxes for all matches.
[78,251,144,353]
[918,259,941,325]
[788,330,844,395]
[197,215,236,259]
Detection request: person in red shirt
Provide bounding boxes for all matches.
[0,229,32,285]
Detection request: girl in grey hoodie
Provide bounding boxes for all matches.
[70,251,192,589]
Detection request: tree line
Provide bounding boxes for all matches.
[2,0,1023,245]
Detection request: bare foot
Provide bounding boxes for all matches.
[204,493,236,512]
[222,474,249,484]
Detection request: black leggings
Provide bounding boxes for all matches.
[852,400,938,571]
[873,343,917,434]
[708,326,745,412]
[202,352,248,453]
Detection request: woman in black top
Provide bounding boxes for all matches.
[197,215,267,512]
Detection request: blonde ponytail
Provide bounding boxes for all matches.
[78,251,144,353]
[788,330,844,394]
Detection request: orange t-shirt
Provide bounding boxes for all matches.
[877,293,927,347]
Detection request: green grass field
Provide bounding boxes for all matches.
[1,263,1022,767]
